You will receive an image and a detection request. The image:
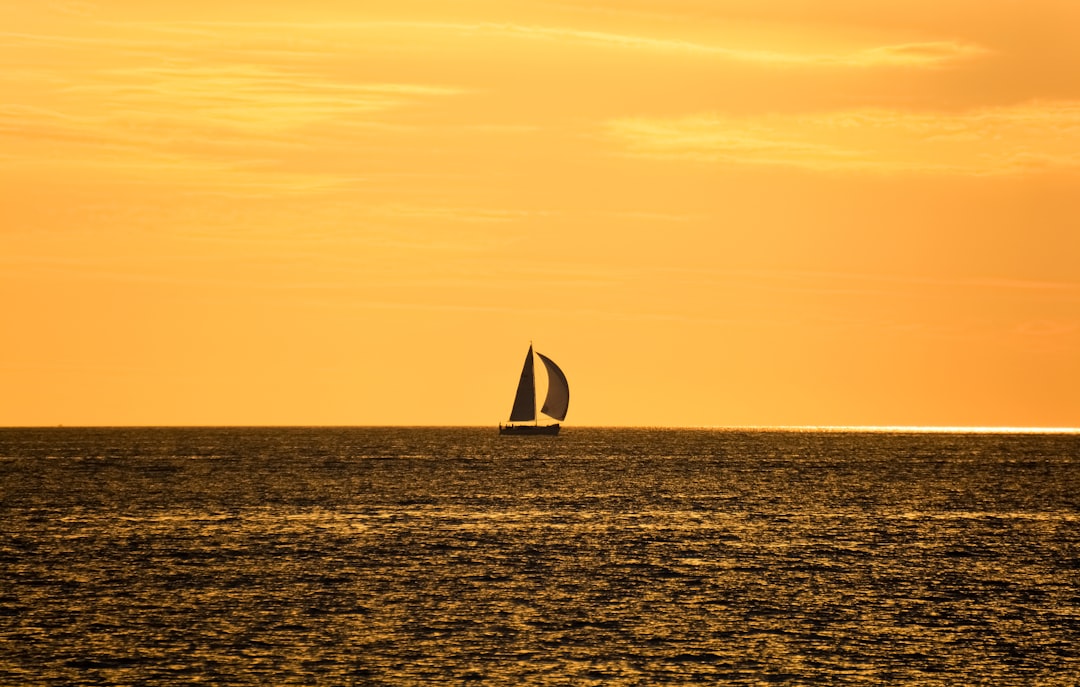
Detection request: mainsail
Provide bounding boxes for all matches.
[508,345,536,422]
[537,352,570,421]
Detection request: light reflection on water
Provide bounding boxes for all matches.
[2,427,1079,685]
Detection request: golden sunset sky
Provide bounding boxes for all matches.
[3,0,1079,427]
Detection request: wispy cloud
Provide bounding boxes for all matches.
[0,11,992,195]
[0,54,465,193]
[663,266,1080,295]
[63,65,466,141]
[128,20,986,69]
[608,102,1080,175]
[51,62,463,133]
[507,26,985,68]
[856,41,987,67]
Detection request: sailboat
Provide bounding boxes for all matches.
[499,344,569,436]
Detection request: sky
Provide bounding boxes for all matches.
[2,0,1079,428]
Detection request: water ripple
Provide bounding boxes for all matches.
[1,427,1078,685]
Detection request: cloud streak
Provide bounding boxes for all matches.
[0,12,991,196]
[63,65,466,135]
[498,25,985,68]
[123,20,986,69]
[0,56,465,193]
[608,102,1080,175]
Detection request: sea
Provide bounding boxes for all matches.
[2,427,1078,685]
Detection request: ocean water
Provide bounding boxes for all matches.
[2,427,1078,685]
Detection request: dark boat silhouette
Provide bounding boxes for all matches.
[499,344,569,436]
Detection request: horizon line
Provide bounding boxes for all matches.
[3,424,1079,434]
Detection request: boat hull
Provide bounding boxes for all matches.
[499,423,560,436]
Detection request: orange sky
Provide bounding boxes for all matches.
[3,0,1079,427]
